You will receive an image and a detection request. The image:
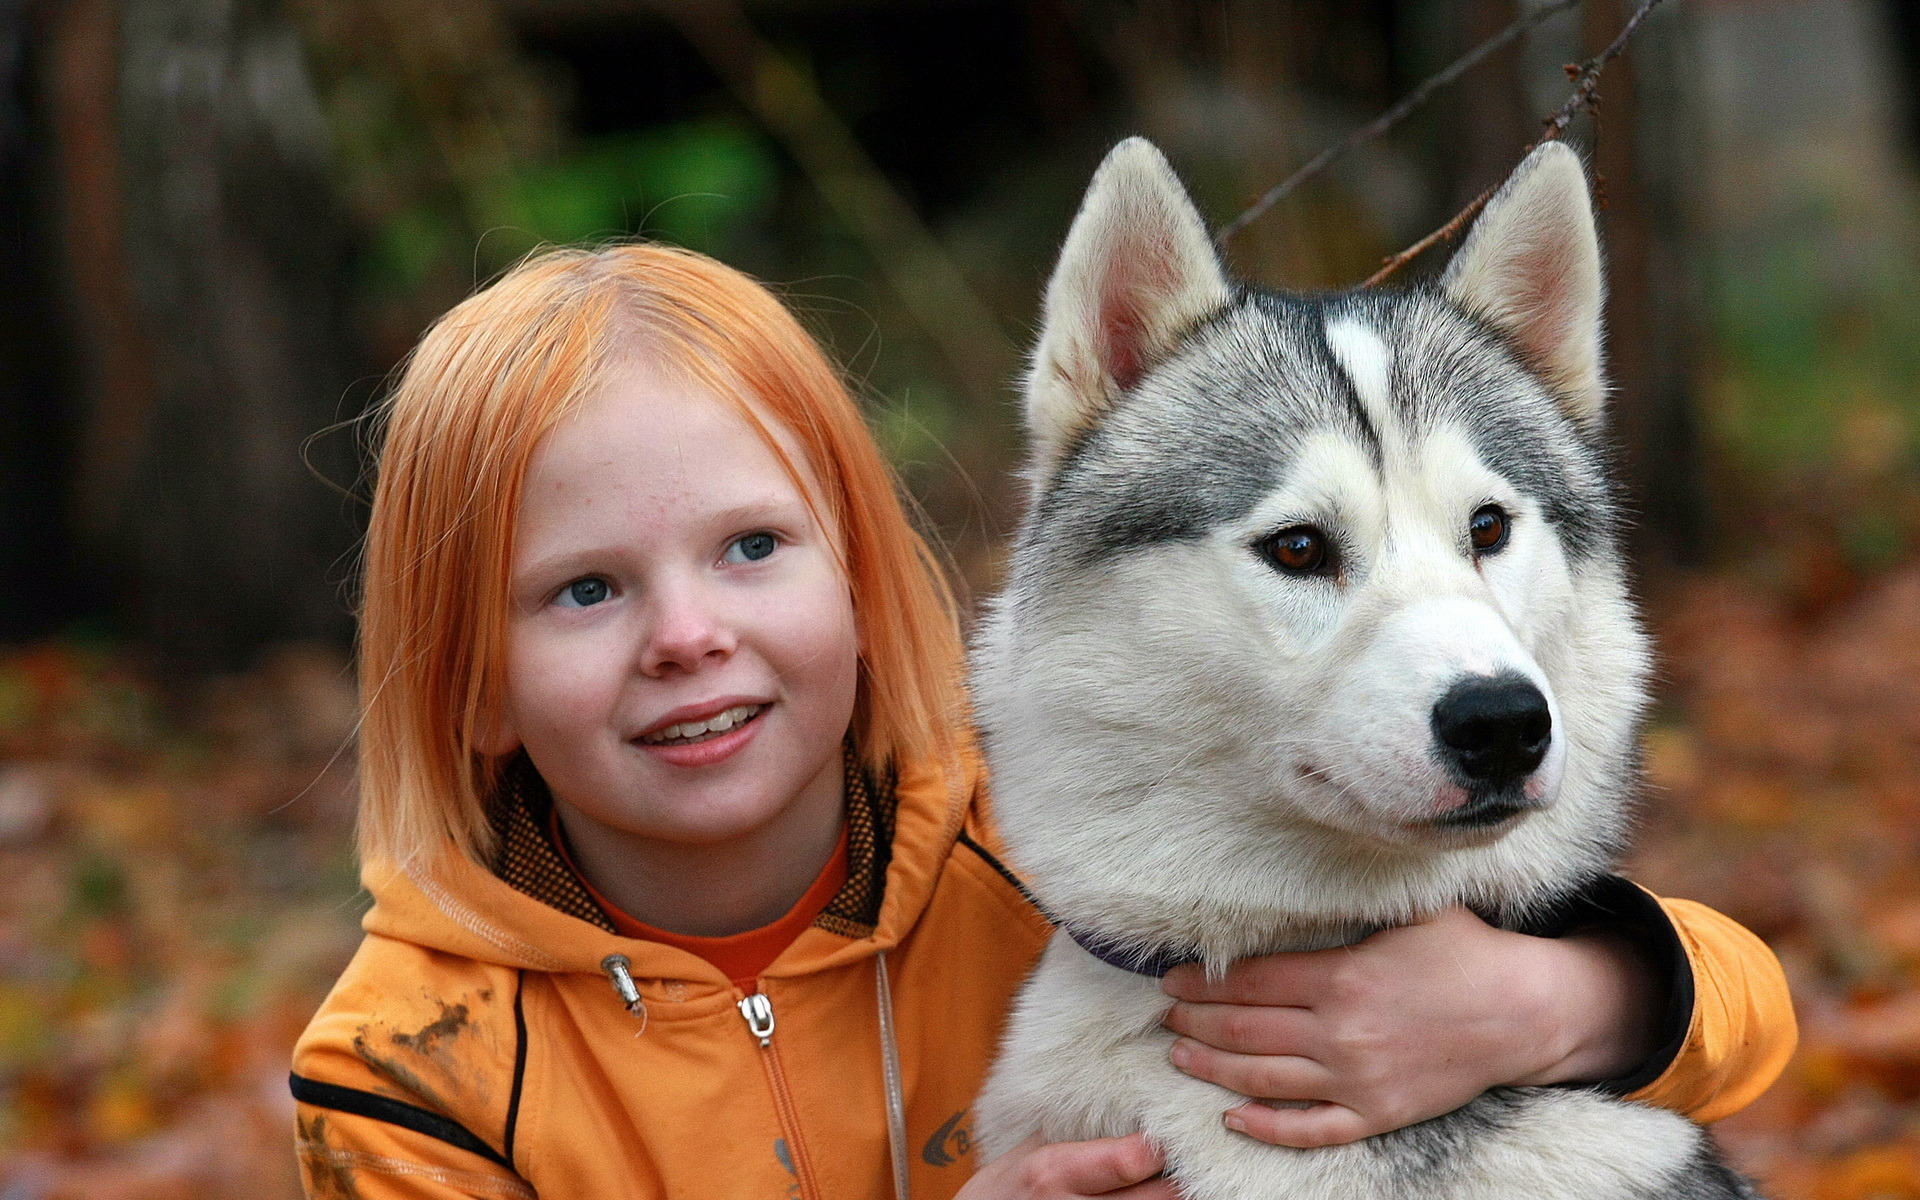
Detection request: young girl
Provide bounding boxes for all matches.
[291,244,1795,1200]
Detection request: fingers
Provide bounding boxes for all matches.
[1101,1181,1183,1200]
[1224,1100,1373,1149]
[1162,910,1481,1005]
[1163,998,1315,1055]
[1168,1037,1330,1101]
[1036,1133,1164,1194]
[982,1132,1169,1198]
[1162,955,1326,1005]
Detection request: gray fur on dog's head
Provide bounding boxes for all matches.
[973,139,1649,966]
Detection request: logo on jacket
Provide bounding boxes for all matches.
[774,1138,799,1199]
[922,1109,973,1167]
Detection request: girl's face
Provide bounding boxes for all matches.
[490,359,860,850]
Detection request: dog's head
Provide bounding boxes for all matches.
[973,139,1649,956]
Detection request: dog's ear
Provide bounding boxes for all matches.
[1441,142,1606,427]
[1025,138,1229,482]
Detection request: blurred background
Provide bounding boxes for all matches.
[0,0,1917,1195]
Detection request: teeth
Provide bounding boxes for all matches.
[642,704,763,745]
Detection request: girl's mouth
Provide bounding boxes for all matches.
[637,703,767,747]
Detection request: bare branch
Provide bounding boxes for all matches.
[1542,0,1668,142]
[1215,0,1579,248]
[1364,0,1669,287]
[650,0,1014,408]
[1361,183,1498,287]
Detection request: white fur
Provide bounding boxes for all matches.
[1324,319,1395,433]
[977,938,1700,1200]
[971,141,1714,1200]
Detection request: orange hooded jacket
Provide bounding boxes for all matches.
[291,751,1796,1200]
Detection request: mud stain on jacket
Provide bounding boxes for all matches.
[297,1113,364,1200]
[351,1026,452,1114]
[389,999,471,1057]
[348,994,498,1113]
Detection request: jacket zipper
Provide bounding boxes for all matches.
[739,989,822,1200]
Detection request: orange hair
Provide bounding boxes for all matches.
[357,244,965,868]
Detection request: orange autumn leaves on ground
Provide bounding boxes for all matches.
[0,646,361,1199]
[0,569,1918,1197]
[1632,566,1920,1200]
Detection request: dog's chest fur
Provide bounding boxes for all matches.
[978,938,1716,1200]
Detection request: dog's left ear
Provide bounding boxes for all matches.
[1441,142,1606,427]
[1025,138,1230,484]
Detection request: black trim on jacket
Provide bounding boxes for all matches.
[504,968,528,1164]
[1509,873,1696,1096]
[290,1072,514,1170]
[956,827,1048,916]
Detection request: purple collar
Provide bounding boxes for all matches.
[1063,924,1201,978]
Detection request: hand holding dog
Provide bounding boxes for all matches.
[1161,905,1658,1148]
[956,1133,1179,1199]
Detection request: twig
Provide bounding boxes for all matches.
[1214,0,1579,248]
[1363,0,1667,287]
[650,0,1013,408]
[1361,183,1498,287]
[1542,0,1666,141]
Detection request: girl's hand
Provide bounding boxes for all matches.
[1160,905,1658,1148]
[959,1133,1178,1199]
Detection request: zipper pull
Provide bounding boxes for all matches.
[601,954,649,1032]
[738,991,775,1047]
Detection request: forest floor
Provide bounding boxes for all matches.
[0,565,1917,1199]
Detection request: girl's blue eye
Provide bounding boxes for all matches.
[727,533,778,564]
[558,578,610,608]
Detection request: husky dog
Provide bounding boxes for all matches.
[970,139,1759,1200]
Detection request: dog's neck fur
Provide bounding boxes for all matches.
[1063,914,1392,977]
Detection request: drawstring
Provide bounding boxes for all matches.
[875,950,911,1200]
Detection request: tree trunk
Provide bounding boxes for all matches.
[1582,0,1703,567]
[0,0,88,639]
[57,0,365,671]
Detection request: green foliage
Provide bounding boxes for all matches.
[355,118,779,299]
[474,119,780,265]
[870,385,960,470]
[70,853,129,919]
[363,205,452,297]
[1704,214,1920,479]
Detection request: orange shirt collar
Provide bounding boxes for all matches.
[546,805,850,991]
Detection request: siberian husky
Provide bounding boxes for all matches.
[970,139,1759,1199]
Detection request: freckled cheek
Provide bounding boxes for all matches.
[507,628,625,738]
[761,596,860,695]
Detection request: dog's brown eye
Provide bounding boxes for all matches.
[1260,525,1331,575]
[1469,505,1509,554]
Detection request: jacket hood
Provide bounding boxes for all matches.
[358,747,979,987]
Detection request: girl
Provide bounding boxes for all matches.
[291,244,1794,1200]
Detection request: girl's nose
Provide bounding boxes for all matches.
[639,583,737,676]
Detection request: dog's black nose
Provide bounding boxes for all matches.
[1432,675,1552,786]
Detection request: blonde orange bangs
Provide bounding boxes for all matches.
[357,244,966,869]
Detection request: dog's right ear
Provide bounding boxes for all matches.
[1024,139,1229,484]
